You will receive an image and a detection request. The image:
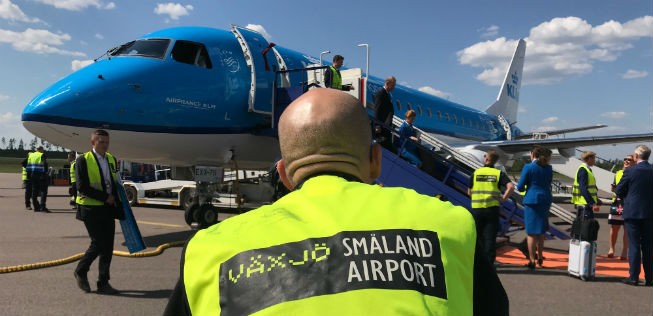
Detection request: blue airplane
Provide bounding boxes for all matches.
[22,25,653,169]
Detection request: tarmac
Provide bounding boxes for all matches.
[1,172,651,316]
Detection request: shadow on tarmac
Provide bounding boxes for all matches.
[100,289,173,299]
[132,230,195,248]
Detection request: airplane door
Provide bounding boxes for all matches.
[231,25,279,114]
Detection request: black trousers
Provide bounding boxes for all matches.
[24,179,32,207]
[40,176,49,209]
[30,173,44,211]
[470,206,500,263]
[624,218,653,282]
[75,207,116,283]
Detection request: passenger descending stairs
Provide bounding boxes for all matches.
[376,116,575,239]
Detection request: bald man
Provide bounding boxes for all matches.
[165,89,508,315]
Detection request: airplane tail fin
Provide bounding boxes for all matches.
[485,39,526,125]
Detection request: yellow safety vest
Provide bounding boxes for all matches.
[611,169,623,202]
[26,152,44,173]
[22,167,27,181]
[470,167,501,208]
[70,161,76,184]
[183,175,476,315]
[329,66,342,89]
[572,164,597,205]
[76,151,117,206]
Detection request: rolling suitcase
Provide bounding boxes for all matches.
[568,239,596,281]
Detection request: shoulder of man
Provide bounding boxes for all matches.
[75,154,88,166]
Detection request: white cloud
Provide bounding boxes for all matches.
[35,0,115,11]
[542,116,558,124]
[244,24,272,41]
[418,86,451,99]
[95,33,104,40]
[0,0,40,22]
[0,112,33,146]
[154,3,193,21]
[622,69,648,79]
[0,94,8,102]
[0,111,17,123]
[71,59,94,71]
[478,25,499,38]
[601,111,626,119]
[0,28,86,56]
[458,15,653,85]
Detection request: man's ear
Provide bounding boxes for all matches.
[369,143,382,180]
[276,159,294,190]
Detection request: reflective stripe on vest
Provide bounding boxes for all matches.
[470,167,501,208]
[183,175,476,315]
[70,161,76,183]
[26,152,44,173]
[22,167,27,180]
[611,169,623,202]
[571,164,597,205]
[329,66,342,89]
[76,151,117,206]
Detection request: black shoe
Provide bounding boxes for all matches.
[41,208,51,213]
[645,281,653,287]
[621,278,639,286]
[26,206,32,210]
[525,261,535,270]
[96,282,119,295]
[74,272,91,293]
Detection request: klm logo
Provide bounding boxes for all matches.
[511,71,519,84]
[506,71,519,101]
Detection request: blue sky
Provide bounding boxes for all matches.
[0,0,651,160]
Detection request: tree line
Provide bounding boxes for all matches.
[0,136,70,158]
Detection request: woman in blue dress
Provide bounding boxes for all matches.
[517,147,553,269]
[397,110,422,168]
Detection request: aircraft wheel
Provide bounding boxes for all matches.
[194,204,219,229]
[124,185,138,206]
[184,203,199,226]
[180,188,196,211]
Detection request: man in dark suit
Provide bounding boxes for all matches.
[615,144,653,286]
[74,129,125,294]
[372,76,396,152]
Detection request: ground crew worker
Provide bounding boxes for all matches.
[22,146,49,212]
[67,152,77,209]
[468,150,515,265]
[164,89,508,315]
[22,155,32,210]
[324,55,354,91]
[73,129,124,295]
[572,150,601,218]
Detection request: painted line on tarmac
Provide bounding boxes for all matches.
[137,220,186,228]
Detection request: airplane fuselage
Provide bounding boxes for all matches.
[22,26,523,168]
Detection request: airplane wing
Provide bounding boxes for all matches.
[514,124,607,140]
[474,132,653,156]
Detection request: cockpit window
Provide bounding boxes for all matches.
[171,40,213,69]
[110,39,170,59]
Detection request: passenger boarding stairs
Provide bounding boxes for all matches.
[373,116,574,240]
[271,67,574,240]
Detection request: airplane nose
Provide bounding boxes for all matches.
[22,59,140,130]
[22,80,76,123]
